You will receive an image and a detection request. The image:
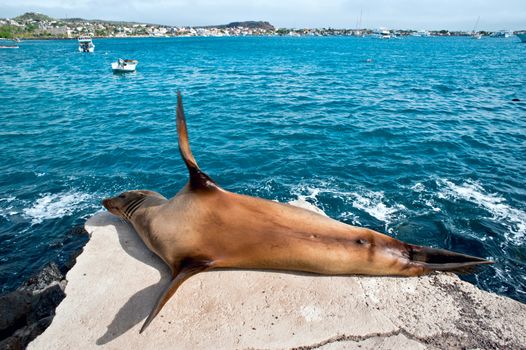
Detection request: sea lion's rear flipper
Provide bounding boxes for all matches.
[176,92,218,190]
[409,244,493,273]
[140,259,211,333]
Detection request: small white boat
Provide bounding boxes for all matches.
[379,30,391,39]
[491,30,512,38]
[111,59,138,72]
[78,36,94,53]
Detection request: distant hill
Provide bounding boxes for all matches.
[60,17,146,26]
[226,21,274,30]
[202,21,275,30]
[9,12,275,31]
[14,12,54,22]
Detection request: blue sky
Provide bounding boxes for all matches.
[1,0,525,30]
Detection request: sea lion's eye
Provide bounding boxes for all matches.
[118,194,126,199]
[356,239,368,245]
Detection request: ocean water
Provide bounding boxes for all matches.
[1,36,525,302]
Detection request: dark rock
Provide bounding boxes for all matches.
[12,316,53,348]
[27,284,65,324]
[67,226,89,237]
[0,235,86,349]
[65,248,84,270]
[0,262,68,348]
[63,226,89,270]
[0,291,32,338]
[19,263,63,294]
[0,336,22,350]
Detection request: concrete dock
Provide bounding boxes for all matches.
[29,212,526,349]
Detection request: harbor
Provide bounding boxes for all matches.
[1,12,526,39]
[1,4,525,349]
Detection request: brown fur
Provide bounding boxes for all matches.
[102,92,491,333]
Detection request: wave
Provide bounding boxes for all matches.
[289,183,407,231]
[437,179,526,243]
[22,191,93,225]
[350,191,406,224]
[411,182,441,212]
[0,196,16,203]
[0,196,17,219]
[288,186,328,216]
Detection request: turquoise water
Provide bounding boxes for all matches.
[1,37,525,302]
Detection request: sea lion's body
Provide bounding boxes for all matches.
[103,93,491,332]
[133,186,424,277]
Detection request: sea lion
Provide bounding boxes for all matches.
[102,92,492,333]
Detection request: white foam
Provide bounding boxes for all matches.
[0,197,17,219]
[424,199,441,212]
[288,186,328,216]
[410,182,443,213]
[289,183,406,228]
[0,196,16,203]
[438,179,526,242]
[339,211,362,226]
[411,182,425,193]
[23,191,92,224]
[350,191,406,223]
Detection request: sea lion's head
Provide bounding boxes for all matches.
[102,190,166,221]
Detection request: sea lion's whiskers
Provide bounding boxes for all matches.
[123,198,140,216]
[124,197,146,218]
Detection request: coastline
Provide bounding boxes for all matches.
[2,33,524,348]
[4,34,513,41]
[25,212,526,349]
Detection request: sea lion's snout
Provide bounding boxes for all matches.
[101,193,129,215]
[102,197,119,215]
[102,198,110,209]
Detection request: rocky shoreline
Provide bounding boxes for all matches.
[0,227,88,350]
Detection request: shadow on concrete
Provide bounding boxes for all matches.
[88,212,171,345]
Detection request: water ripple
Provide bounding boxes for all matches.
[0,37,525,302]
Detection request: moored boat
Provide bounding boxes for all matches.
[111,58,138,73]
[78,36,95,53]
[517,33,526,43]
[379,29,391,39]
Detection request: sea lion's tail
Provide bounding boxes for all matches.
[408,244,493,273]
[176,91,218,190]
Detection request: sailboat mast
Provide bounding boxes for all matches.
[472,16,480,34]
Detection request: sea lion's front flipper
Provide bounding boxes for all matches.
[140,259,211,333]
[176,92,218,190]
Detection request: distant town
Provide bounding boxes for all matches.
[0,12,523,39]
